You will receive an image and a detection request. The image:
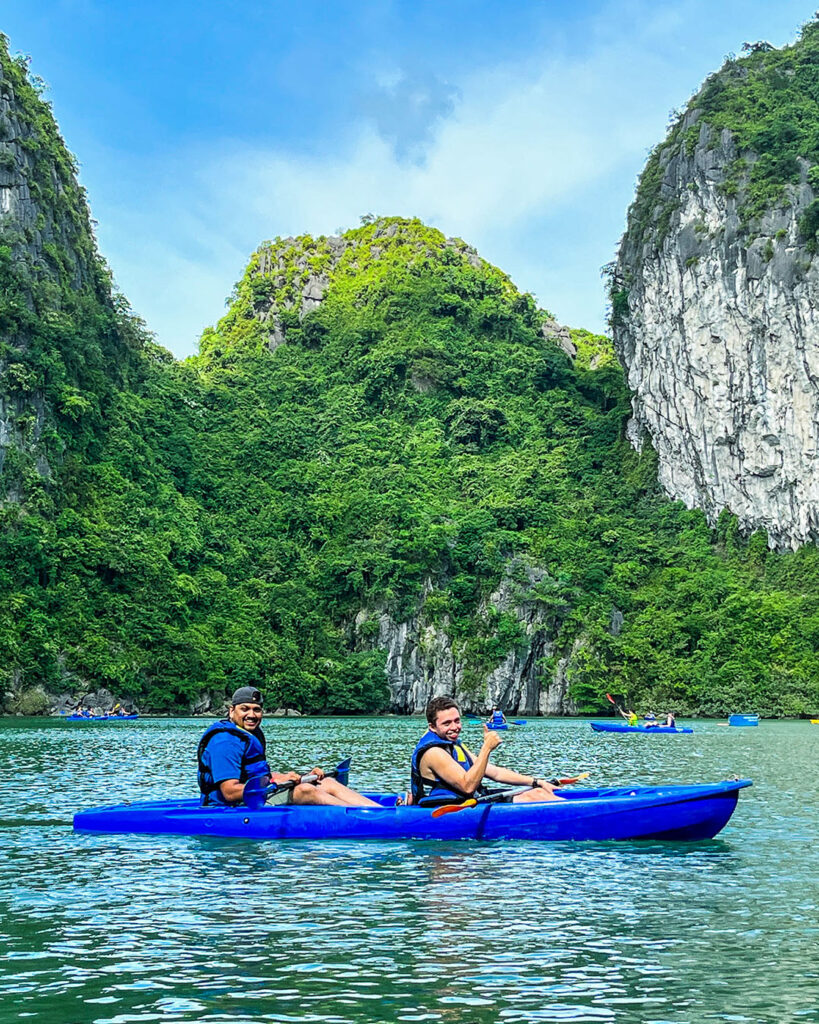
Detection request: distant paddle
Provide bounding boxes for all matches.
[243,757,352,809]
[430,773,590,818]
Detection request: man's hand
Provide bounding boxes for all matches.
[306,766,326,781]
[271,771,301,785]
[533,778,557,793]
[482,725,502,751]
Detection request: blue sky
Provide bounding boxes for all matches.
[2,0,815,357]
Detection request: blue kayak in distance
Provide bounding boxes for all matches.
[591,722,693,734]
[66,714,139,721]
[486,722,509,730]
[73,780,750,843]
[729,714,759,727]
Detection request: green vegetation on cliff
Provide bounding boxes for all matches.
[2,41,819,717]
[620,13,819,260]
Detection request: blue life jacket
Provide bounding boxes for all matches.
[197,720,270,805]
[491,711,505,725]
[410,730,485,805]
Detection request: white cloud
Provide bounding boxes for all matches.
[91,0,807,355]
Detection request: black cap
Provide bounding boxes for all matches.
[230,686,263,706]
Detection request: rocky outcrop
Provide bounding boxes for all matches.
[354,565,579,714]
[613,108,819,550]
[246,221,529,352]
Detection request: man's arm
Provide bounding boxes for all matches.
[421,728,502,796]
[482,763,556,792]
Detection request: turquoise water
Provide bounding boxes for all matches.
[0,716,817,1024]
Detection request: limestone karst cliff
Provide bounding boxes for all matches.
[0,37,139,502]
[612,23,819,550]
[197,218,604,715]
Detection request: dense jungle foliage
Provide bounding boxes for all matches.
[1,38,819,717]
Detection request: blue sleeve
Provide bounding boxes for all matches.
[202,732,245,784]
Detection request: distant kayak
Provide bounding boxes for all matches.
[591,722,693,734]
[66,714,139,721]
[728,714,759,727]
[486,722,509,730]
[73,780,750,843]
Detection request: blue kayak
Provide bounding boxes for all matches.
[66,714,139,721]
[729,714,759,727]
[73,780,750,842]
[591,722,693,734]
[486,722,509,730]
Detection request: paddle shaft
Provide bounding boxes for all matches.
[243,758,351,809]
[430,773,589,818]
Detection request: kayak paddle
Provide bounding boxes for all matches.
[242,757,352,810]
[430,773,590,818]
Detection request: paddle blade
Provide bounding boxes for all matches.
[605,693,616,705]
[431,798,477,819]
[552,772,590,785]
[333,757,351,787]
[242,775,274,810]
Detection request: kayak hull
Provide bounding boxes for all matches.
[728,714,759,726]
[486,722,508,730]
[73,781,750,843]
[591,722,693,734]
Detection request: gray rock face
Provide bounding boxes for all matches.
[614,111,819,549]
[354,566,578,715]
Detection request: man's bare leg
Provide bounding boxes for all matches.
[511,787,563,803]
[292,779,380,807]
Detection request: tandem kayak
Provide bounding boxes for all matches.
[728,714,759,727]
[590,722,693,734]
[73,780,750,843]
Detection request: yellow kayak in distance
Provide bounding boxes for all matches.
[811,719,819,724]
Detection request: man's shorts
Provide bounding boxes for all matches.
[264,786,295,806]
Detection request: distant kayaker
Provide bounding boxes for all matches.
[619,708,639,727]
[665,712,676,728]
[411,696,562,807]
[197,687,379,808]
[488,707,506,727]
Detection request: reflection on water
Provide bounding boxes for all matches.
[0,716,817,1023]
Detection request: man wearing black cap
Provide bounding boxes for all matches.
[197,686,378,807]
